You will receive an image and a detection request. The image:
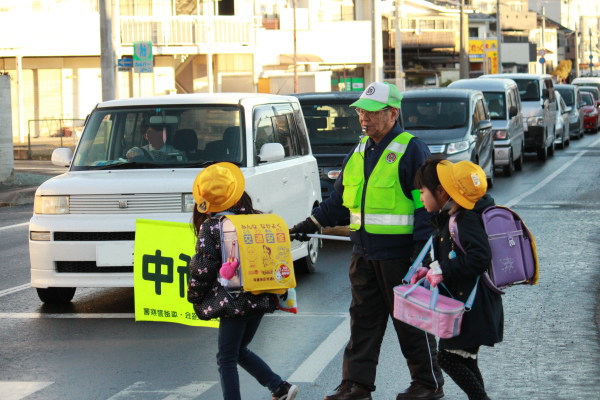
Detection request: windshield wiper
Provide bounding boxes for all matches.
[93,161,160,170]
[182,161,242,168]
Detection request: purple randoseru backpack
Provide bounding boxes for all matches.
[449,206,539,294]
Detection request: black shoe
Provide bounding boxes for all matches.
[271,381,298,400]
[324,381,372,400]
[396,382,444,400]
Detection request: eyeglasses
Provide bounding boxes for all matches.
[355,107,392,117]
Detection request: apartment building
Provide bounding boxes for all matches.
[0,0,375,141]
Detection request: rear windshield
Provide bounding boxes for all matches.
[402,98,468,129]
[72,105,243,171]
[513,79,540,101]
[581,93,594,106]
[556,88,575,106]
[300,103,362,150]
[482,92,506,120]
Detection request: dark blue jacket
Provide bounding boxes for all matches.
[312,122,433,260]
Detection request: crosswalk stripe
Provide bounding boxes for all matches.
[105,381,218,400]
[0,381,53,400]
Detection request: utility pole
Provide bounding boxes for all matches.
[293,0,298,93]
[496,0,502,73]
[459,0,469,79]
[590,28,594,75]
[371,0,383,83]
[541,6,546,74]
[394,0,405,91]
[99,0,116,101]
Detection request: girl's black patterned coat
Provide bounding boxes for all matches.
[430,194,504,350]
[187,206,277,320]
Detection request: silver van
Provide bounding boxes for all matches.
[554,84,584,139]
[448,78,525,176]
[480,73,557,161]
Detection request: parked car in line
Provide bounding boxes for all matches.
[577,86,600,109]
[31,93,323,304]
[291,92,362,200]
[448,78,524,176]
[580,91,600,133]
[571,77,600,97]
[480,73,557,161]
[554,91,570,148]
[401,88,495,186]
[555,84,585,139]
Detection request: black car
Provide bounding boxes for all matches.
[292,92,363,200]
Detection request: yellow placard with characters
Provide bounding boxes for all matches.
[223,214,296,294]
[133,219,219,328]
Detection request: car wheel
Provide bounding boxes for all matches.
[515,144,524,171]
[294,236,319,274]
[548,140,555,157]
[36,287,76,304]
[537,145,548,161]
[503,150,514,177]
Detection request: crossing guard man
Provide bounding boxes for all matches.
[290,82,444,400]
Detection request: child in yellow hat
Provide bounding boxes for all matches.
[411,158,503,400]
[187,162,298,400]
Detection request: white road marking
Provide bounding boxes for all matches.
[505,136,600,208]
[0,381,52,400]
[0,222,28,231]
[105,381,218,400]
[0,313,135,319]
[287,316,350,383]
[0,284,30,298]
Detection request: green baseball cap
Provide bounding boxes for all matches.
[350,82,403,111]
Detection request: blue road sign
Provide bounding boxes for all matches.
[118,57,133,68]
[539,57,546,64]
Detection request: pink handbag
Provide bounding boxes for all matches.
[393,278,477,339]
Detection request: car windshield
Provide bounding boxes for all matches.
[514,79,540,101]
[579,88,599,101]
[301,103,362,148]
[556,88,575,106]
[71,105,243,171]
[482,92,506,120]
[402,98,468,129]
[581,93,594,106]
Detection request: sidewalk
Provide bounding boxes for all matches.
[0,160,66,207]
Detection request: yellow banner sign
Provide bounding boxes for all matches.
[133,219,219,328]
[222,214,296,294]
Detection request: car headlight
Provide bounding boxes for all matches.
[34,195,69,214]
[182,193,195,212]
[527,116,544,126]
[446,140,469,154]
[494,130,508,140]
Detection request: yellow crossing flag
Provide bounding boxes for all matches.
[133,219,219,328]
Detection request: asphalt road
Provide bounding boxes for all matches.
[0,134,599,400]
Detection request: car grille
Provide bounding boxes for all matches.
[69,194,182,214]
[428,145,445,154]
[54,232,135,241]
[56,261,132,273]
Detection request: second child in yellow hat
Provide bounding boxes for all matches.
[411,157,503,400]
[188,162,299,400]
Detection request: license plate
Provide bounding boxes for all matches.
[96,242,134,267]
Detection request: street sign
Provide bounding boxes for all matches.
[133,41,153,73]
[590,55,594,60]
[117,57,133,68]
[539,49,546,56]
[539,57,546,64]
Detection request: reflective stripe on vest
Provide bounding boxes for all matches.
[342,132,416,234]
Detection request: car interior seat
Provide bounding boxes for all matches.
[173,128,201,160]
[205,126,242,163]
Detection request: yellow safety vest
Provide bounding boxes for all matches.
[342,132,416,234]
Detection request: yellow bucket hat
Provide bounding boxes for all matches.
[192,162,245,213]
[437,160,487,210]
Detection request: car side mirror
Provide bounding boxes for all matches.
[476,120,492,131]
[565,106,572,112]
[258,143,285,163]
[509,106,518,118]
[51,147,73,167]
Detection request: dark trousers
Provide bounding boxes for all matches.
[217,314,283,400]
[342,254,444,392]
